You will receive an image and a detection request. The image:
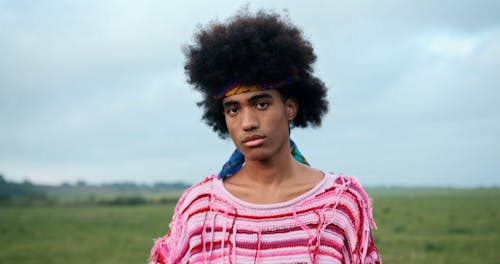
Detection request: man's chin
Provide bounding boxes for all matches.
[242,151,273,163]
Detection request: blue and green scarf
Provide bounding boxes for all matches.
[218,139,309,178]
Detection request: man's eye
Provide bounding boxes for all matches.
[256,102,269,109]
[226,107,239,115]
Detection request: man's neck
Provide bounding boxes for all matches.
[235,139,299,187]
[223,154,323,204]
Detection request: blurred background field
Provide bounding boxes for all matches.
[370,187,500,263]
[1,181,499,264]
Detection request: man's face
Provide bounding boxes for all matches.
[222,89,297,162]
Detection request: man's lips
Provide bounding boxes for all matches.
[242,135,266,147]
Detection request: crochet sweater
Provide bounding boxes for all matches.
[150,173,381,263]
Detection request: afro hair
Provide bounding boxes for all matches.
[183,10,329,138]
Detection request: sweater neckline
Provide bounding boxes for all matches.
[212,171,331,210]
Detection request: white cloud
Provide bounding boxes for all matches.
[415,31,490,59]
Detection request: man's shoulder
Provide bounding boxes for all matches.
[323,172,369,194]
[174,175,218,214]
[323,172,377,229]
[185,174,218,193]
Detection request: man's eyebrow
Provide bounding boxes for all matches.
[222,100,239,109]
[247,93,273,103]
[222,93,274,108]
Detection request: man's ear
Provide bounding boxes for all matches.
[285,98,298,121]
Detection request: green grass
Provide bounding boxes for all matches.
[0,204,175,264]
[1,188,499,263]
[369,188,500,264]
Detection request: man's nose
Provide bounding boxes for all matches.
[241,109,258,131]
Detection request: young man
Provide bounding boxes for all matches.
[150,10,380,264]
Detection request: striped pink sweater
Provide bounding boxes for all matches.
[150,173,380,263]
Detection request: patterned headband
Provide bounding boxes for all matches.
[214,77,294,99]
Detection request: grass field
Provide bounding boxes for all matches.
[370,188,500,263]
[1,188,499,263]
[0,204,176,264]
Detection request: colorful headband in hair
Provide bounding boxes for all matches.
[214,77,294,99]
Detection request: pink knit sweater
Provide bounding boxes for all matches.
[150,173,380,263]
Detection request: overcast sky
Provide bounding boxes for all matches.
[1,0,499,187]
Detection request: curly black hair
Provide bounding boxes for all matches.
[183,10,329,138]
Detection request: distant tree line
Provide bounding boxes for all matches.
[0,174,44,196]
[0,173,190,205]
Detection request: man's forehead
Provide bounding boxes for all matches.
[214,78,293,100]
[221,90,278,104]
